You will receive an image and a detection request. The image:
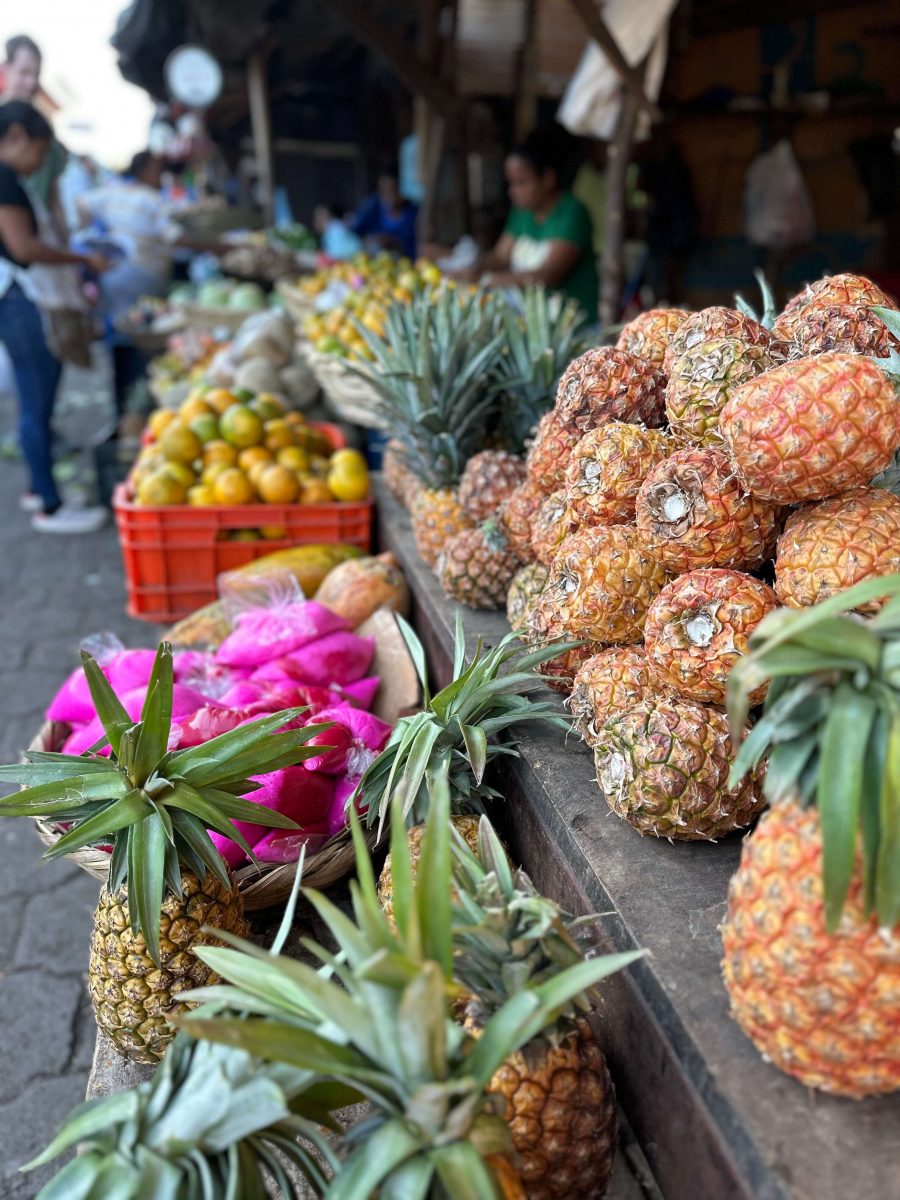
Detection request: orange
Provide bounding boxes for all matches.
[257,464,300,504]
[188,413,220,444]
[309,454,331,478]
[284,411,306,428]
[203,440,239,467]
[238,446,273,472]
[187,484,216,506]
[247,460,271,489]
[276,446,310,472]
[300,478,334,504]
[220,404,264,449]
[179,395,217,424]
[205,388,239,415]
[260,525,289,540]
[201,461,231,487]
[264,418,294,451]
[249,393,285,422]
[213,467,257,506]
[136,471,187,506]
[327,458,369,501]
[162,461,197,490]
[148,408,177,440]
[160,424,203,465]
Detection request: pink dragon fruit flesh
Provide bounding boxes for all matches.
[338,676,381,709]
[47,665,108,725]
[105,649,158,695]
[215,601,350,669]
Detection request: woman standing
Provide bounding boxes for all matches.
[0,101,107,532]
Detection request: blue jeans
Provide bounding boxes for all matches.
[0,283,62,510]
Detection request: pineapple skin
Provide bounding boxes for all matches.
[489,1018,617,1200]
[774,488,900,611]
[529,490,575,565]
[411,488,473,567]
[526,410,582,494]
[722,803,900,1098]
[459,450,526,523]
[615,308,691,371]
[665,336,780,447]
[791,302,900,359]
[643,569,778,707]
[555,347,667,437]
[569,646,660,747]
[501,479,546,562]
[564,422,671,527]
[541,525,669,647]
[377,815,481,923]
[772,272,897,342]
[664,306,784,376]
[594,698,764,840]
[720,353,900,504]
[635,446,781,574]
[506,562,549,631]
[88,869,249,1064]
[439,523,523,610]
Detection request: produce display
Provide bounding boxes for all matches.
[132,387,369,507]
[170,276,270,313]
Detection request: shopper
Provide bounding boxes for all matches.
[352,173,418,259]
[313,202,362,260]
[0,100,108,532]
[460,130,598,320]
[2,35,67,226]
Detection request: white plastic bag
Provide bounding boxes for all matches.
[744,141,816,251]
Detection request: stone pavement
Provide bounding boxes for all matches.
[0,363,163,1199]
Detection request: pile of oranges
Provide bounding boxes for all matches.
[132,388,370,508]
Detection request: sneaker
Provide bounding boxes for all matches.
[32,505,108,534]
[19,493,44,513]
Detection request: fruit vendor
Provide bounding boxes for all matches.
[352,173,418,260]
[460,130,599,322]
[0,100,109,533]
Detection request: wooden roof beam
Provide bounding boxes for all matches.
[564,0,662,121]
[327,0,462,120]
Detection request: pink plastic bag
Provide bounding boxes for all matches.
[339,676,381,710]
[303,704,392,776]
[105,650,157,695]
[250,633,376,689]
[47,665,108,724]
[301,721,355,775]
[120,683,209,723]
[215,601,349,669]
[208,768,335,867]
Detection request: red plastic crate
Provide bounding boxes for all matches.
[114,422,372,623]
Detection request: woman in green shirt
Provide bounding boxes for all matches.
[467,133,598,320]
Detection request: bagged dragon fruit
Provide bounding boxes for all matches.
[339,676,381,710]
[174,651,250,700]
[300,720,355,775]
[331,773,364,833]
[215,600,349,669]
[120,683,210,723]
[105,649,158,695]
[302,704,392,775]
[208,767,335,867]
[250,632,376,688]
[47,665,106,724]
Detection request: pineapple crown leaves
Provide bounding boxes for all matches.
[727,575,900,932]
[869,306,900,380]
[176,766,640,1198]
[0,642,333,964]
[450,817,641,1036]
[357,613,577,839]
[23,1033,336,1200]
[733,270,778,329]
[348,288,506,490]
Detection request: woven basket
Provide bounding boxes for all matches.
[276,279,318,326]
[304,345,386,430]
[171,302,251,335]
[27,610,419,908]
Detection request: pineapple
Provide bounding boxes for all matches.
[179,776,641,1194]
[774,487,900,610]
[569,646,663,747]
[723,575,900,1096]
[507,560,549,630]
[458,448,526,522]
[663,306,784,376]
[555,347,667,436]
[540,524,669,645]
[24,1035,320,1198]
[665,336,781,446]
[382,436,421,507]
[355,614,573,916]
[635,446,781,573]
[452,819,625,1199]
[492,285,593,450]
[412,487,474,567]
[532,636,603,696]
[643,569,778,706]
[615,307,691,371]
[0,643,323,1063]
[356,288,503,561]
[564,421,671,526]
[594,698,765,839]
[530,489,576,564]
[525,409,583,493]
[439,519,523,610]
[720,353,900,504]
[772,272,897,342]
[500,478,546,560]
[790,302,900,358]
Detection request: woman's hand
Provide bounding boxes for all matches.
[84,252,113,274]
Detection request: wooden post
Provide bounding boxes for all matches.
[599,80,641,327]
[246,52,274,224]
[514,0,538,142]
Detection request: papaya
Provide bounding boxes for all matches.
[165,600,232,648]
[228,543,364,597]
[314,551,410,627]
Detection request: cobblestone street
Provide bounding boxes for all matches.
[0,363,163,1198]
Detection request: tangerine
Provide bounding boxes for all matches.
[179,395,217,424]
[205,388,239,415]
[238,446,273,472]
[136,471,187,505]
[203,440,239,467]
[257,464,300,504]
[300,478,334,504]
[276,446,310,472]
[264,418,294,451]
[213,467,256,505]
[220,404,264,448]
[148,408,177,440]
[187,484,216,506]
[249,393,286,422]
[188,413,220,444]
[162,461,197,489]
[160,424,203,465]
